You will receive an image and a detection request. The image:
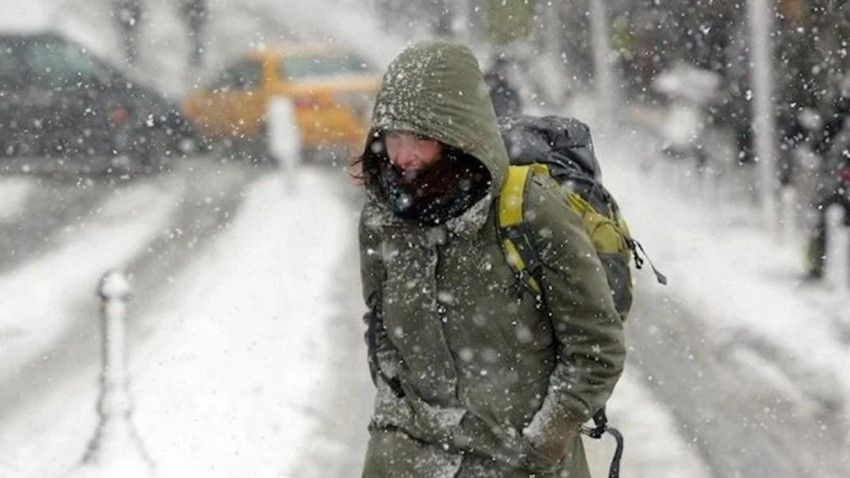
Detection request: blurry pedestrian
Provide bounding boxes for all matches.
[355,41,624,478]
[805,81,850,280]
[181,0,207,67]
[483,54,522,118]
[113,0,142,65]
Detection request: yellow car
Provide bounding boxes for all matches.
[183,43,379,159]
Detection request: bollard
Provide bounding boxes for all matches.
[824,207,850,289]
[67,270,153,478]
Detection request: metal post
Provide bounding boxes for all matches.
[69,270,153,477]
[748,0,779,229]
[589,0,617,130]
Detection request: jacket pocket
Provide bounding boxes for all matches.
[518,436,562,473]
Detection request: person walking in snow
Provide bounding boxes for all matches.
[805,82,850,280]
[356,41,625,478]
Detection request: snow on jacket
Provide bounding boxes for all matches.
[358,41,625,478]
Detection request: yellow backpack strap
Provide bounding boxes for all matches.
[498,165,542,296]
[499,165,530,226]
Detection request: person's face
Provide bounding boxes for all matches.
[385,131,443,180]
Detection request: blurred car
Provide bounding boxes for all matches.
[0,31,196,174]
[182,43,379,161]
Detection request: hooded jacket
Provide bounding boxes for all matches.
[359,41,625,478]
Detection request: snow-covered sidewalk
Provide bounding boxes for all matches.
[0,178,34,222]
[0,168,359,477]
[0,181,180,386]
[130,169,356,476]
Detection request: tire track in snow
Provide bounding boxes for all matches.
[627,283,850,478]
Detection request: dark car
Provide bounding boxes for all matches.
[0,32,196,175]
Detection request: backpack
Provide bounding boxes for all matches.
[498,115,666,318]
[497,115,666,478]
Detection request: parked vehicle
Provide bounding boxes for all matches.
[0,31,196,175]
[182,43,379,162]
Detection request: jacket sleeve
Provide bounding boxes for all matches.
[522,177,626,440]
[359,208,402,387]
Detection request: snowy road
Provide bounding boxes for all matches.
[598,121,850,478]
[628,285,848,477]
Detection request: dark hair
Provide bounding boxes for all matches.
[349,130,476,188]
[351,130,492,224]
[348,130,383,185]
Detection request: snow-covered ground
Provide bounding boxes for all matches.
[130,170,356,476]
[3,0,850,477]
[0,2,722,478]
[0,178,34,222]
[594,113,850,474]
[0,181,180,387]
[602,122,850,413]
[0,164,711,478]
[0,167,363,477]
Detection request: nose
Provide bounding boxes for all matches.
[390,140,419,171]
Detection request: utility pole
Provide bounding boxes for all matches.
[748,0,779,228]
[589,0,617,131]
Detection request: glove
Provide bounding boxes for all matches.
[521,407,582,468]
[452,412,561,474]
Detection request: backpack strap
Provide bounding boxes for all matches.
[498,165,545,298]
[500,164,624,478]
[582,407,624,478]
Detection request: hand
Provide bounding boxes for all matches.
[521,411,580,468]
[452,413,529,469]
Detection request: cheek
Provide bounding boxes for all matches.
[384,141,400,163]
[418,144,443,167]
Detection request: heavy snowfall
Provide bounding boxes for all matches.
[1,0,849,477]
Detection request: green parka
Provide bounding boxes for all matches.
[359,42,625,478]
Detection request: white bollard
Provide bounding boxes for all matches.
[778,186,797,245]
[824,207,850,289]
[67,270,153,478]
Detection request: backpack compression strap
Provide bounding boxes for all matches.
[499,165,544,297]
